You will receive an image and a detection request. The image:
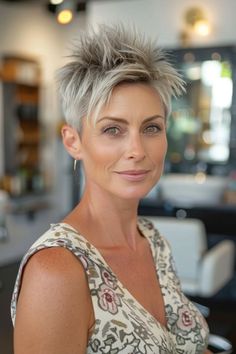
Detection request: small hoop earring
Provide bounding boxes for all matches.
[73,159,77,171]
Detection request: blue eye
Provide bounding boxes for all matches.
[144,125,161,134]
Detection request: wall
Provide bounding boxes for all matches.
[88,0,236,47]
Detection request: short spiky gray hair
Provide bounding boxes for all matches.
[57,23,185,130]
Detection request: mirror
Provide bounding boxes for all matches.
[166,46,236,174]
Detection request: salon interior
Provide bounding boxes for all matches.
[0,0,236,353]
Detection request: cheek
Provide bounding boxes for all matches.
[149,136,167,162]
[83,140,122,168]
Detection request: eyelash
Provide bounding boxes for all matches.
[143,124,162,134]
[102,126,122,136]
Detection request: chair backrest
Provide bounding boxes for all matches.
[146,216,207,281]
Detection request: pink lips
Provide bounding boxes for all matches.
[115,170,150,181]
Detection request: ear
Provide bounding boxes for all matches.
[61,125,83,160]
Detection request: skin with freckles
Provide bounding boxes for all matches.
[14,83,211,354]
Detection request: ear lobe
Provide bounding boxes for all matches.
[61,125,83,160]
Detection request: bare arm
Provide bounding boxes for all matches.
[204,349,213,354]
[14,247,93,354]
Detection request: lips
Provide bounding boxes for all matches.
[115,170,150,181]
[117,170,149,175]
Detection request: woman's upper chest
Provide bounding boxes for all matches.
[55,221,209,353]
[84,237,209,354]
[98,239,167,327]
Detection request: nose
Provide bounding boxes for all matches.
[125,132,146,161]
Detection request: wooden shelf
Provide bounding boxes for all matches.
[1,56,44,196]
[1,55,40,85]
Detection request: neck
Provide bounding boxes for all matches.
[67,184,142,251]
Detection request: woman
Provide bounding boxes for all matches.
[11,24,211,353]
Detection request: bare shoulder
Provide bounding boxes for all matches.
[18,247,89,302]
[22,246,86,282]
[14,247,92,354]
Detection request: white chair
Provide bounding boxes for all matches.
[146,216,235,297]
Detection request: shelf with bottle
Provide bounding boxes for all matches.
[16,118,40,146]
[1,55,46,199]
[0,55,40,85]
[0,167,49,199]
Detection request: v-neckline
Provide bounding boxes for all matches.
[58,220,169,333]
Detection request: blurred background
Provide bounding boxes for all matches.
[0,0,236,353]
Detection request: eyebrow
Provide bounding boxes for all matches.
[97,115,165,125]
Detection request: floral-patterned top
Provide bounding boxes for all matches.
[11,218,209,353]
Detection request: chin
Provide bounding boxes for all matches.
[113,185,154,201]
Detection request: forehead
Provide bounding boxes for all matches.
[99,82,165,120]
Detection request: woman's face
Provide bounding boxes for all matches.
[80,82,167,200]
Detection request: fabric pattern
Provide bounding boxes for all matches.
[11,218,209,353]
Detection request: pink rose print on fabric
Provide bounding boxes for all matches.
[177,305,196,332]
[98,284,121,314]
[101,269,116,289]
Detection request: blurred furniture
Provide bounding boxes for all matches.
[194,302,233,353]
[146,216,235,297]
[139,200,236,238]
[0,262,19,354]
[159,173,228,206]
[208,334,232,353]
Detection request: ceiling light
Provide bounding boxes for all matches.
[193,19,210,36]
[57,9,73,24]
[180,7,211,46]
[185,7,211,36]
[50,0,64,5]
[56,0,75,25]
[47,0,87,24]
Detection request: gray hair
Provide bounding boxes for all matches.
[57,23,185,131]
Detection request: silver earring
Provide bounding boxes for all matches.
[73,159,77,171]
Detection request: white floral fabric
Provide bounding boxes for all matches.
[11,218,209,353]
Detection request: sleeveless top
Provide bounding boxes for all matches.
[11,218,209,354]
